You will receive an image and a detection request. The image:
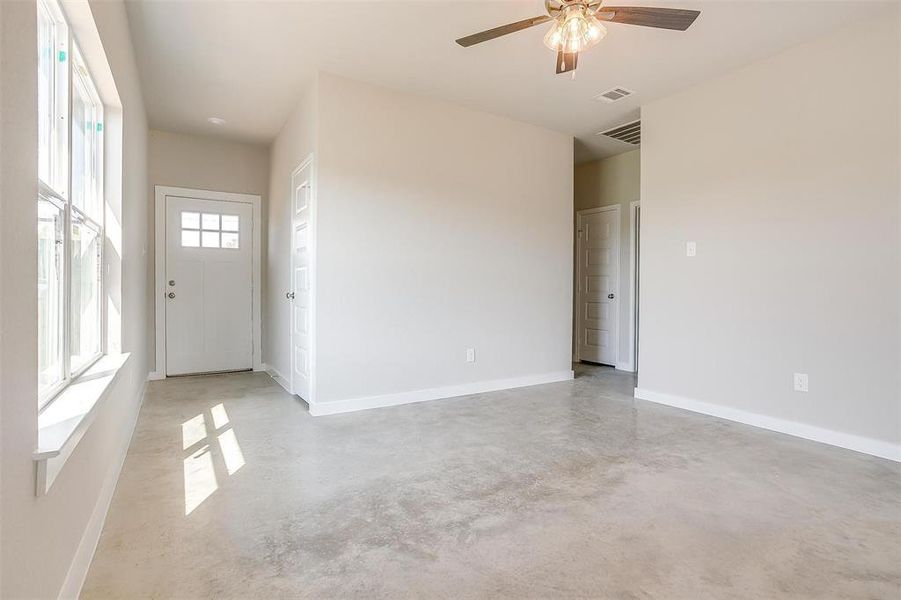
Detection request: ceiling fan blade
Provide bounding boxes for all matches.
[597,7,700,31]
[456,15,553,47]
[556,51,578,75]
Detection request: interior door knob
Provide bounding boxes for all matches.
[168,292,176,299]
[286,292,295,300]
[608,293,615,299]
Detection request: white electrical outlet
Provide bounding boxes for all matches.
[686,241,697,257]
[793,373,809,392]
[466,348,475,363]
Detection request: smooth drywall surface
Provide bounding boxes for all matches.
[148,129,269,196]
[146,129,270,367]
[0,1,151,597]
[574,150,640,213]
[0,2,4,587]
[314,73,573,405]
[265,83,317,382]
[0,5,27,597]
[639,12,900,447]
[574,150,640,366]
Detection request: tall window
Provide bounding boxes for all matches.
[37,0,104,406]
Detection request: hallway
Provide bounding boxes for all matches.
[82,366,900,599]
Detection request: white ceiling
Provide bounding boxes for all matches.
[125,0,889,162]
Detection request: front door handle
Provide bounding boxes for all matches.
[608,293,615,300]
[286,292,295,300]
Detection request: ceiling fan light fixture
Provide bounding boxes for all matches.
[454,0,700,76]
[542,7,606,54]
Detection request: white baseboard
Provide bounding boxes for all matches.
[57,375,149,599]
[262,363,291,393]
[146,371,164,381]
[309,370,575,417]
[634,387,900,463]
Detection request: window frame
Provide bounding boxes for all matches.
[37,0,69,197]
[37,0,106,410]
[37,188,67,403]
[179,211,242,250]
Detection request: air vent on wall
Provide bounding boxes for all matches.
[598,120,640,145]
[594,86,635,103]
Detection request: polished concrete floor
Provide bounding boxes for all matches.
[82,364,901,599]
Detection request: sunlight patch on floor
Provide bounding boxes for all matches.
[182,414,206,450]
[182,402,246,514]
[218,428,245,475]
[211,403,229,429]
[183,445,217,515]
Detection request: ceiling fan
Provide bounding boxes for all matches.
[456,0,701,75]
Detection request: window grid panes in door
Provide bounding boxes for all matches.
[181,211,240,249]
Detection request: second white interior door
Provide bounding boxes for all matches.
[165,196,253,376]
[290,160,313,401]
[577,207,620,366]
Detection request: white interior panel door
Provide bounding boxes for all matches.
[290,161,313,400]
[577,207,619,365]
[166,196,253,376]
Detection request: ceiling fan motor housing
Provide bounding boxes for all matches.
[456,1,701,74]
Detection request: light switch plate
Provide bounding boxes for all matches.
[466,348,475,363]
[686,241,697,257]
[793,373,809,392]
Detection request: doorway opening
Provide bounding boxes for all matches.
[152,186,262,379]
[574,201,640,373]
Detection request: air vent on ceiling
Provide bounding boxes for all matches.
[594,86,635,103]
[598,120,640,145]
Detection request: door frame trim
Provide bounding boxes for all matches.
[151,186,263,380]
[574,204,621,365]
[623,200,640,373]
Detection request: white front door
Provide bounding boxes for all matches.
[289,160,313,400]
[165,196,253,376]
[577,207,620,365]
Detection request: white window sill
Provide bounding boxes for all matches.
[34,352,131,496]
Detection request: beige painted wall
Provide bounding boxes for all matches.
[266,72,574,405]
[0,0,4,586]
[146,129,270,371]
[148,129,270,197]
[574,150,640,213]
[264,82,318,380]
[638,11,900,450]
[314,73,573,404]
[1,1,151,597]
[573,150,640,367]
